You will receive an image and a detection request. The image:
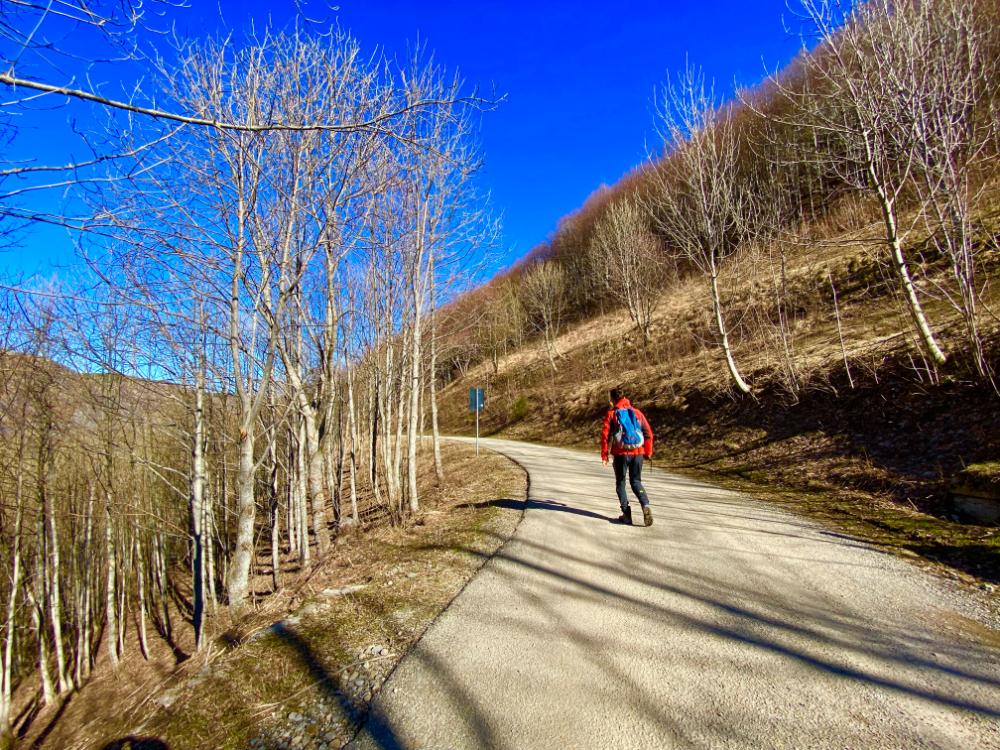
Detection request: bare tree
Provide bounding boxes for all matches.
[647,66,768,395]
[755,0,960,368]
[0,21,497,733]
[477,280,523,374]
[519,261,567,372]
[590,197,668,342]
[879,0,1000,381]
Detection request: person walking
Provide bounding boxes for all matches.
[601,388,654,526]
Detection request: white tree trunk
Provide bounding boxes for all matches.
[301,404,330,554]
[191,379,207,647]
[0,485,23,746]
[345,364,360,525]
[710,268,752,395]
[136,537,149,659]
[429,337,444,481]
[407,312,422,514]
[104,494,119,670]
[45,495,70,693]
[78,488,94,683]
[267,395,281,593]
[866,142,947,366]
[226,429,257,613]
[427,267,444,481]
[28,582,55,706]
[829,273,855,389]
[296,421,311,568]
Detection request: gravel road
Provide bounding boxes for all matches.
[348,438,1000,749]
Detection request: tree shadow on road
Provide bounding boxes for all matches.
[460,497,615,523]
[415,528,1000,732]
[271,600,502,750]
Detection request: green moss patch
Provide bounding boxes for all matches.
[954,462,1000,498]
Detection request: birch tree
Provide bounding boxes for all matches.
[755,0,961,367]
[519,261,567,372]
[647,66,765,395]
[872,0,999,381]
[591,197,668,342]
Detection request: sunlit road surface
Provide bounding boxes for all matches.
[349,438,1000,749]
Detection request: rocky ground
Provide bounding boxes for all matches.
[250,643,394,750]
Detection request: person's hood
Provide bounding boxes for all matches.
[614,397,632,409]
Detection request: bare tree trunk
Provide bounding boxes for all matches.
[710,267,752,395]
[191,376,207,647]
[151,532,171,641]
[0,481,23,746]
[225,170,277,613]
[393,338,409,517]
[227,428,257,612]
[135,537,149,659]
[79,488,95,681]
[407,308,423,514]
[27,576,55,706]
[762,243,799,398]
[267,393,281,593]
[331,400,345,528]
[429,318,444,481]
[380,345,399,515]
[296,420,311,568]
[104,492,119,670]
[286,428,299,556]
[406,196,429,513]
[370,372,383,512]
[301,407,330,554]
[204,499,217,611]
[116,540,128,657]
[829,272,855,389]
[45,491,70,693]
[866,152,947,366]
[345,364,360,525]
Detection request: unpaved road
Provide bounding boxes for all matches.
[349,438,1000,749]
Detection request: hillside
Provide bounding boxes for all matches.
[432,0,1000,589]
[437,204,1000,587]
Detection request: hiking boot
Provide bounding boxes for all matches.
[642,505,653,527]
[616,507,632,525]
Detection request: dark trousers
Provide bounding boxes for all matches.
[613,454,649,511]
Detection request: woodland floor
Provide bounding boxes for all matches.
[15,442,526,750]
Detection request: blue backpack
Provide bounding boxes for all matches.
[612,407,645,450]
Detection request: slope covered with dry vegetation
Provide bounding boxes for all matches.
[435,0,1000,586]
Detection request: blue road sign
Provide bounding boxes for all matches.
[469,387,485,413]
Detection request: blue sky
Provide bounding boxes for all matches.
[1,0,805,280]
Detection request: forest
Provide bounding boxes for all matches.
[0,4,497,746]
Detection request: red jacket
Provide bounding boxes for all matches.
[601,397,653,461]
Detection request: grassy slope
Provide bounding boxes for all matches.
[22,444,527,750]
[439,209,1000,588]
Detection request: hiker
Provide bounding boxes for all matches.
[601,388,654,526]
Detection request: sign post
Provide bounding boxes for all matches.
[468,387,485,455]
